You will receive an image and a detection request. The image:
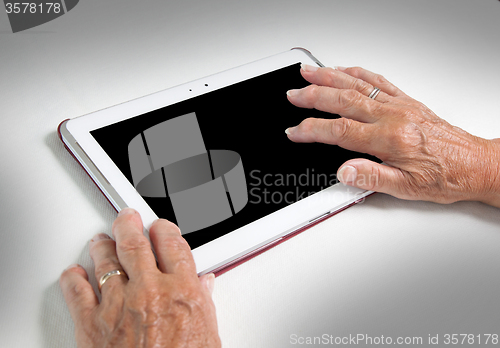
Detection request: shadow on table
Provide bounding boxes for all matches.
[277,194,500,347]
[42,131,114,347]
[40,241,104,348]
[365,192,500,227]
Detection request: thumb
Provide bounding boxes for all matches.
[337,159,405,196]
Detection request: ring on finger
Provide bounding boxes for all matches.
[98,269,128,292]
[368,87,381,100]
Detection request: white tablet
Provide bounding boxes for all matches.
[58,48,376,276]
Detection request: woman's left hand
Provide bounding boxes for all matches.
[60,208,221,348]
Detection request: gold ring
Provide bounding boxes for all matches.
[98,269,127,292]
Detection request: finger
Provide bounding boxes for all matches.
[199,273,215,297]
[299,64,392,103]
[149,219,198,277]
[89,233,128,294]
[286,84,384,123]
[286,117,382,155]
[112,208,158,279]
[336,66,407,98]
[337,159,409,198]
[60,264,98,325]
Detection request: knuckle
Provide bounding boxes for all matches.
[63,277,94,306]
[386,119,425,151]
[131,274,158,296]
[402,108,419,120]
[351,78,369,94]
[172,291,205,317]
[338,89,362,110]
[325,67,337,80]
[330,117,352,141]
[414,102,438,119]
[374,73,389,86]
[72,281,91,297]
[173,258,196,273]
[416,102,429,113]
[124,277,160,308]
[125,277,208,332]
[302,84,319,103]
[298,117,317,134]
[327,68,342,85]
[162,234,191,252]
[371,100,387,117]
[304,85,331,109]
[305,84,324,106]
[117,236,150,256]
[348,66,363,77]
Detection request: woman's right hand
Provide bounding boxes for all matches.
[286,64,500,207]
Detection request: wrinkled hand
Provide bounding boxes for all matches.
[60,208,221,348]
[286,64,500,207]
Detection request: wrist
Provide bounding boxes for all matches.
[477,139,500,208]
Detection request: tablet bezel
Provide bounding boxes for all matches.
[59,48,373,275]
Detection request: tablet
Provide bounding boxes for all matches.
[58,48,377,276]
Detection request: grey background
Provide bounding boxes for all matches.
[1,0,499,347]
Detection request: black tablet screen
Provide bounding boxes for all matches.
[91,63,378,249]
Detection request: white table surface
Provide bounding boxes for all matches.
[1,1,500,347]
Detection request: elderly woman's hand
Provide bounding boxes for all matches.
[286,64,500,208]
[59,208,221,348]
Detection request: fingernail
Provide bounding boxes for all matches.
[65,263,81,271]
[285,127,296,135]
[338,165,357,183]
[207,273,215,295]
[301,63,319,72]
[334,66,347,71]
[286,89,299,97]
[118,207,136,217]
[91,233,110,242]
